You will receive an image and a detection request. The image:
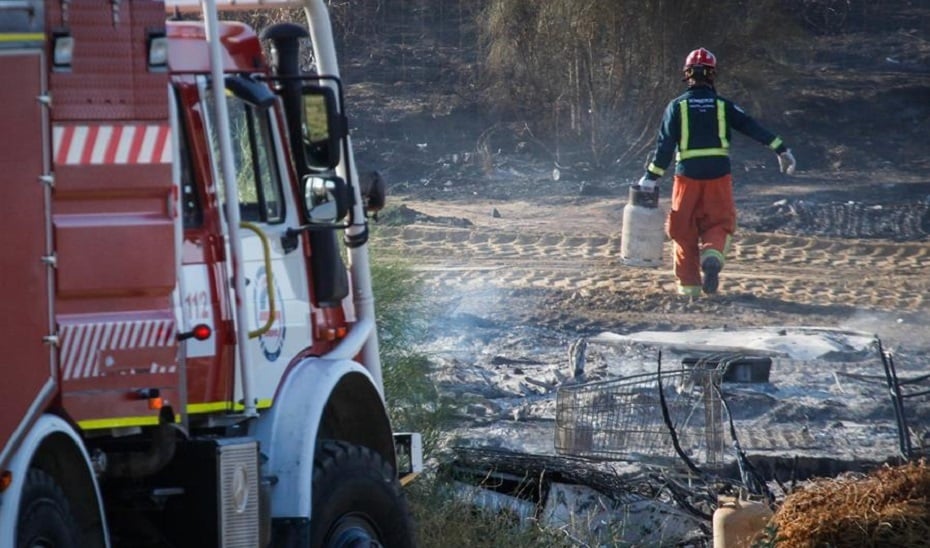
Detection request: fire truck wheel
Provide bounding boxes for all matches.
[310,440,415,548]
[16,468,81,548]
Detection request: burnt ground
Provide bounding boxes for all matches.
[340,3,930,209]
[334,1,930,523]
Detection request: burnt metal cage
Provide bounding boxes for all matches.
[555,367,726,465]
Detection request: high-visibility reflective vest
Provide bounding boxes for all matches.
[676,98,729,160]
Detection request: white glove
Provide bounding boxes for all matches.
[637,176,657,191]
[778,149,796,175]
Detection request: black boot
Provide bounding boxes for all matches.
[701,256,722,294]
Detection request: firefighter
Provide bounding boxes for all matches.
[638,47,796,296]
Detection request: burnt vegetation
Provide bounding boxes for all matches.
[315,0,930,187]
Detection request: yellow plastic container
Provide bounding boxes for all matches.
[713,495,773,548]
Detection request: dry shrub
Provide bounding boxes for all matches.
[766,459,930,547]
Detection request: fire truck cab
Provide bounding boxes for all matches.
[0,0,419,546]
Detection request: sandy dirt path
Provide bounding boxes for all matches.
[372,197,930,352]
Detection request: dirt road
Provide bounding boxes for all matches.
[372,195,930,352]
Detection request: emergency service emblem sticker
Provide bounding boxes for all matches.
[253,266,286,362]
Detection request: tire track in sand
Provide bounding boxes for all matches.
[371,225,930,314]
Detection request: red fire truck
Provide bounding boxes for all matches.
[0,0,420,545]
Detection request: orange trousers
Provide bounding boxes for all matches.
[665,173,736,289]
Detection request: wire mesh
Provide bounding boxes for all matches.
[555,367,726,465]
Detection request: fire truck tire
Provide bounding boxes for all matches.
[16,468,81,548]
[310,440,415,548]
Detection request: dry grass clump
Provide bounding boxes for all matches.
[765,459,930,547]
[406,474,575,548]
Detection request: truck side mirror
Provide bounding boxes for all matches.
[302,85,345,171]
[302,174,349,223]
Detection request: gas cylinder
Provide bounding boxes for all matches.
[713,495,774,548]
[620,184,665,267]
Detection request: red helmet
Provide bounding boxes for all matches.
[683,47,716,70]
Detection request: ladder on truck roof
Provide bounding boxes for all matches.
[167,0,298,11]
[165,0,383,411]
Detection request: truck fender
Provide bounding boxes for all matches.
[252,357,395,519]
[0,414,109,547]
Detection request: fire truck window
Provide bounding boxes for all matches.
[205,92,284,224]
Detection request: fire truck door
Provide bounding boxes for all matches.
[0,48,54,467]
[202,82,312,407]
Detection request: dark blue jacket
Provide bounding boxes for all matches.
[643,85,787,181]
